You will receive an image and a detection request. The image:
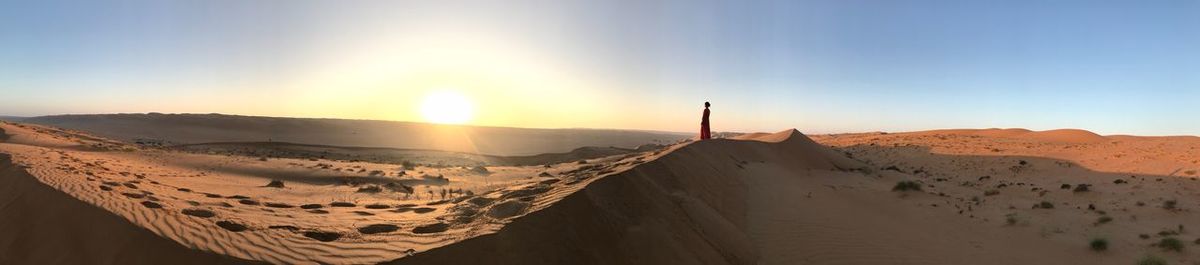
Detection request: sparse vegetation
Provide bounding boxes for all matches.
[264,179,285,188]
[1137,255,1167,265]
[892,180,922,191]
[401,161,416,170]
[1163,200,1178,210]
[1158,237,1184,252]
[1072,184,1090,192]
[1095,216,1113,225]
[1089,238,1108,251]
[1036,201,1054,209]
[984,190,1000,196]
[470,165,490,174]
[1005,213,1019,226]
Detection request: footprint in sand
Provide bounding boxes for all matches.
[412,222,449,234]
[486,199,530,219]
[300,204,324,209]
[303,231,342,242]
[364,204,391,209]
[268,225,299,232]
[123,183,139,189]
[238,199,260,206]
[215,221,248,232]
[182,208,216,218]
[358,224,399,234]
[466,197,496,207]
[177,188,192,192]
[308,209,329,214]
[352,211,375,216]
[330,202,356,207]
[412,207,436,214]
[226,195,250,199]
[203,193,223,198]
[141,201,163,209]
[264,202,294,208]
[99,185,112,191]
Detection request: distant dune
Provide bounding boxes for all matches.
[22,113,689,156]
[915,128,1108,143]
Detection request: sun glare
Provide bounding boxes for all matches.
[420,91,474,124]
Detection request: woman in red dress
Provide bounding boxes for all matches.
[700,102,711,140]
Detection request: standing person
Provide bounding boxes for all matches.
[700,102,712,140]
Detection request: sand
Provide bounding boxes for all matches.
[2,122,1198,264]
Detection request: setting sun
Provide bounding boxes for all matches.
[419,90,474,124]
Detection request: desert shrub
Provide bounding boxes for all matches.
[1005,213,1019,226]
[1163,200,1178,210]
[1037,201,1054,209]
[984,190,1000,196]
[470,165,490,174]
[1060,184,1072,189]
[1140,234,1151,239]
[401,161,416,170]
[892,181,922,191]
[1095,216,1113,225]
[1073,184,1090,192]
[1089,238,1108,251]
[1158,237,1184,252]
[1137,255,1167,265]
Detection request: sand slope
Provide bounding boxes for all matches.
[0,153,252,265]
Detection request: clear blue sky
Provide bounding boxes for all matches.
[2,0,1198,135]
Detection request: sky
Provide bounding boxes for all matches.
[1,0,1198,135]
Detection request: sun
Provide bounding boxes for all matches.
[420,90,475,124]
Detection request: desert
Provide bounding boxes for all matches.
[3,1,1197,264]
[3,115,1199,264]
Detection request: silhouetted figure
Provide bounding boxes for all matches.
[700,102,711,140]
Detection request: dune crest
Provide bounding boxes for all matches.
[390,129,862,264]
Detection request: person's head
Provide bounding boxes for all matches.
[704,101,710,108]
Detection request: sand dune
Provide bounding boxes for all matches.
[915,128,1108,144]
[21,113,688,156]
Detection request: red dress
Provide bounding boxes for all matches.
[700,108,711,140]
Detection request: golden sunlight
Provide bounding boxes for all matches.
[420,90,474,124]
